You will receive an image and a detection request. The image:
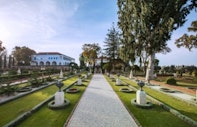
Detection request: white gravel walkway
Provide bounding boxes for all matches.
[66,74,138,127]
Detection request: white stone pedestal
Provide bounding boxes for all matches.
[129,70,133,79]
[116,78,121,85]
[136,90,146,105]
[17,68,21,75]
[55,92,64,106]
[59,70,63,78]
[77,78,82,85]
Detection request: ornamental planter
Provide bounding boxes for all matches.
[120,88,133,93]
[66,88,80,94]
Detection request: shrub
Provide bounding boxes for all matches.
[166,77,177,85]
[192,70,197,77]
[46,76,53,82]
[193,77,197,83]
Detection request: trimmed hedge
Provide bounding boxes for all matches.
[166,77,177,85]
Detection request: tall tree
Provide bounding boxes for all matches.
[12,46,36,66]
[4,55,7,68]
[175,20,197,51]
[79,53,86,69]
[0,56,2,70]
[0,41,7,69]
[103,23,120,60]
[0,40,6,56]
[82,43,101,71]
[117,0,196,82]
[103,23,120,71]
[8,55,12,68]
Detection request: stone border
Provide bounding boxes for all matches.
[16,87,32,92]
[131,99,153,109]
[187,87,197,90]
[75,83,85,86]
[160,88,176,93]
[2,73,86,127]
[122,76,197,126]
[120,88,133,93]
[0,75,76,105]
[48,99,70,109]
[147,95,197,127]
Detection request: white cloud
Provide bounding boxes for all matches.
[0,0,81,52]
[0,0,195,66]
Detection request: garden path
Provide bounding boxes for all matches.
[65,74,138,127]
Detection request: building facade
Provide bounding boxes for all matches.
[31,52,75,66]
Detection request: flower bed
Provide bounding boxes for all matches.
[66,88,80,93]
[160,88,176,93]
[17,87,32,92]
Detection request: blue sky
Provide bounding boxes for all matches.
[0,0,196,66]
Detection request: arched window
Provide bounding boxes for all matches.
[46,61,50,66]
[40,61,44,66]
[52,61,57,66]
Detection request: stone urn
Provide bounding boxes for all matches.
[55,80,64,106]
[116,74,121,85]
[136,81,146,105]
[77,74,82,85]
[131,80,153,108]
[48,80,70,109]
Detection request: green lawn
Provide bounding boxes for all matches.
[105,76,192,127]
[155,76,197,87]
[0,76,78,127]
[120,76,197,122]
[17,77,92,127]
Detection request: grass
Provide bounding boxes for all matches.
[120,76,197,122]
[0,76,78,127]
[17,77,92,127]
[105,75,192,127]
[156,76,197,87]
[15,82,29,88]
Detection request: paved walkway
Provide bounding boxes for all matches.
[66,74,138,127]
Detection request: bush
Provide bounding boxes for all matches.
[192,70,197,77]
[193,77,197,83]
[166,77,177,85]
[46,76,53,82]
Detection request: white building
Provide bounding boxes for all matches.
[31,52,75,66]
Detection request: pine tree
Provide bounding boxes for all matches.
[103,23,120,71]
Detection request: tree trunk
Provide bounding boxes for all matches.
[145,53,155,82]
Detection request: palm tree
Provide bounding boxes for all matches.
[175,20,197,51]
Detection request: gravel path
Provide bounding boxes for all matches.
[66,74,138,127]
